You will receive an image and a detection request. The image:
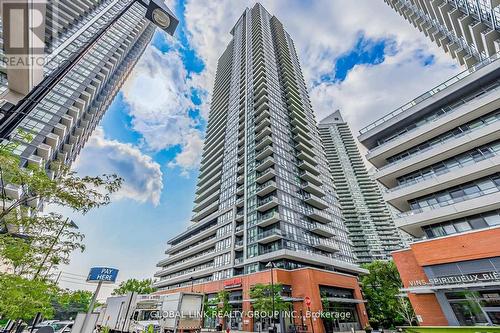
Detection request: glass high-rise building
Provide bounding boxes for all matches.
[0,0,167,169]
[154,2,363,291]
[154,5,368,332]
[319,110,404,264]
[383,0,500,67]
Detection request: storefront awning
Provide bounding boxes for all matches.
[322,297,366,304]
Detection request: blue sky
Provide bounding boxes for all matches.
[58,0,459,296]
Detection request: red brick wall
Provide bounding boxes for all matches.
[410,228,500,266]
[392,250,448,326]
[392,228,500,326]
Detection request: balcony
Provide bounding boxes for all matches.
[375,120,500,186]
[235,239,244,250]
[307,209,332,224]
[257,168,276,183]
[256,180,277,197]
[394,190,500,237]
[296,141,315,156]
[235,210,244,222]
[192,200,219,222]
[256,146,273,160]
[297,150,317,166]
[257,196,279,212]
[304,193,329,209]
[235,225,244,236]
[257,210,280,227]
[234,257,244,265]
[236,197,244,208]
[154,264,215,287]
[256,135,272,150]
[256,126,272,141]
[309,222,335,237]
[255,109,271,124]
[256,155,275,172]
[193,190,220,213]
[237,184,244,196]
[298,160,320,175]
[299,170,322,186]
[302,181,325,197]
[385,154,500,210]
[155,250,215,276]
[256,229,284,244]
[165,235,218,259]
[256,117,271,132]
[313,238,340,253]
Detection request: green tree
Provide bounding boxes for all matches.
[0,273,58,321]
[249,283,291,325]
[112,279,156,295]
[215,291,232,330]
[52,290,93,320]
[0,139,122,279]
[360,260,415,329]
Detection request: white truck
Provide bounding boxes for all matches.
[96,292,204,333]
[160,293,204,333]
[97,293,162,333]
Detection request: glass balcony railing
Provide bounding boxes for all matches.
[368,80,500,154]
[359,52,500,135]
[378,110,500,171]
[397,175,500,218]
[388,142,500,193]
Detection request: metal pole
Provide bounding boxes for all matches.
[307,307,314,333]
[270,265,275,333]
[80,281,102,333]
[33,218,69,280]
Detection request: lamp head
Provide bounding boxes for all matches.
[144,0,179,36]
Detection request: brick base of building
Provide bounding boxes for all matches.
[155,268,369,333]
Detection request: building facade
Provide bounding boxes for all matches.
[0,0,157,170]
[318,110,403,264]
[383,0,500,67]
[358,48,500,325]
[155,4,367,333]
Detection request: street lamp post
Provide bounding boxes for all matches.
[265,262,277,333]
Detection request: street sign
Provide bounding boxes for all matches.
[86,267,119,283]
[304,296,311,307]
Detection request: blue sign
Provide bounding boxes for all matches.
[87,267,119,283]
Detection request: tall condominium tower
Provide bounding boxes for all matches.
[318,110,403,264]
[0,0,176,169]
[383,0,500,67]
[155,4,368,333]
[358,50,500,326]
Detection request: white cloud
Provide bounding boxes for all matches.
[310,41,459,134]
[183,0,460,130]
[167,130,204,176]
[74,127,164,206]
[121,45,204,172]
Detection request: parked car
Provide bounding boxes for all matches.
[47,321,73,333]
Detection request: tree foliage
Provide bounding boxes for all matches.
[52,290,93,320]
[112,279,156,296]
[0,138,122,279]
[249,283,291,317]
[0,273,58,321]
[360,260,416,329]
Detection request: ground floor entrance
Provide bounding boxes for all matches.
[156,267,368,333]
